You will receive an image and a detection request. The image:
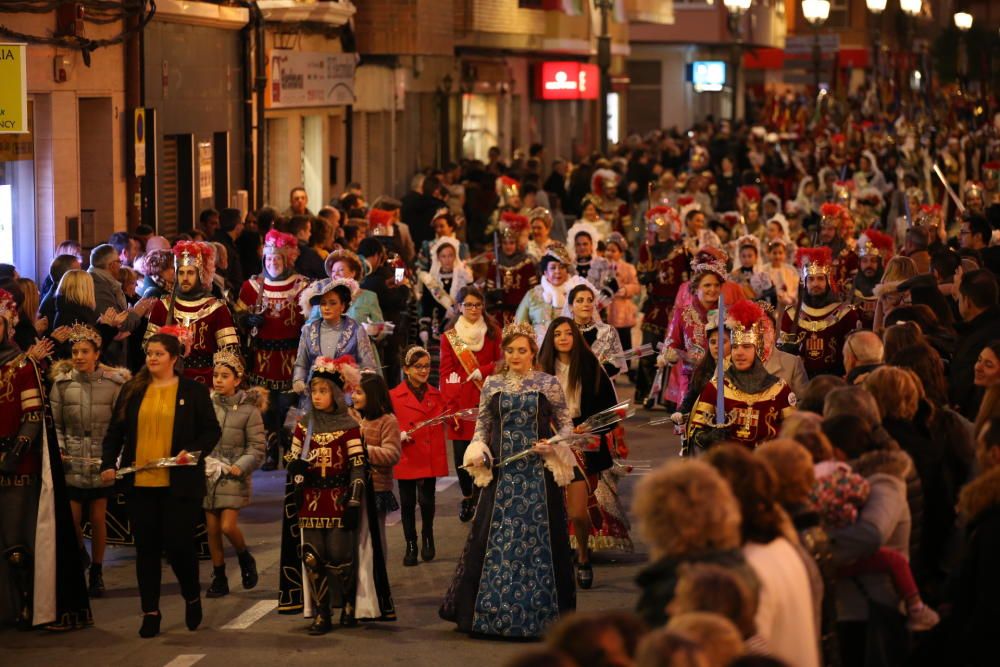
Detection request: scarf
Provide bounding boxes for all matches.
[540,276,570,309]
[726,356,779,395]
[454,315,487,352]
[406,379,428,402]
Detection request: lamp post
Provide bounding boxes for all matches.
[954,12,973,90]
[801,0,830,94]
[594,0,613,156]
[900,0,922,100]
[722,0,751,124]
[865,0,886,87]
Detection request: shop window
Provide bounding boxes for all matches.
[0,100,35,277]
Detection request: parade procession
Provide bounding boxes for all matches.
[3,1,1000,666]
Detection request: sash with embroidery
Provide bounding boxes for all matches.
[444,328,483,390]
[418,270,455,311]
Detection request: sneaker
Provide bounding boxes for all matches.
[907,603,940,632]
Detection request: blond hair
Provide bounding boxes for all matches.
[881,255,918,284]
[16,278,39,325]
[632,460,741,559]
[756,438,816,506]
[57,269,96,310]
[666,613,745,667]
[864,365,922,420]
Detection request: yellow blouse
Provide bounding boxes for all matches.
[135,381,178,487]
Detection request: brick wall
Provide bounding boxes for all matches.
[355,0,455,55]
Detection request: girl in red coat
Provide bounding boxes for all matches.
[390,345,448,567]
[438,286,502,522]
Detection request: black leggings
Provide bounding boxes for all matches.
[398,478,436,541]
[129,487,202,613]
[452,440,474,498]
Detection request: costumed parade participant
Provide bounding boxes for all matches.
[526,207,557,260]
[566,283,626,378]
[438,286,502,523]
[730,235,774,302]
[416,210,470,271]
[763,238,800,309]
[602,232,640,363]
[279,356,394,634]
[516,243,593,343]
[100,329,221,638]
[203,351,266,599]
[687,300,796,450]
[779,247,861,377]
[440,322,576,638]
[0,289,90,630]
[587,167,630,237]
[416,236,473,386]
[849,229,893,329]
[294,282,379,395]
[816,203,859,289]
[567,220,613,289]
[485,212,537,327]
[324,249,384,325]
[390,345,448,567]
[50,323,130,598]
[539,318,626,588]
[145,241,241,385]
[635,206,689,406]
[236,229,309,469]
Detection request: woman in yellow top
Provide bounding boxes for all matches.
[101,329,221,639]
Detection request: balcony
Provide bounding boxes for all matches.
[257,0,356,25]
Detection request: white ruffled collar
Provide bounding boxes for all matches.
[540,276,570,308]
[454,316,487,352]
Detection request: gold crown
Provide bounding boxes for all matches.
[213,349,245,376]
[801,262,831,279]
[67,323,102,348]
[730,323,763,349]
[501,321,535,340]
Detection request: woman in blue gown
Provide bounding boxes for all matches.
[439,321,577,639]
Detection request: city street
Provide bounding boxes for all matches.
[9,390,680,667]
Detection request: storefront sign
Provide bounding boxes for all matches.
[198,141,213,201]
[0,44,28,134]
[535,62,599,101]
[267,50,356,109]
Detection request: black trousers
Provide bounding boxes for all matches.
[634,329,661,402]
[129,488,202,613]
[451,440,474,498]
[398,478,436,541]
[615,326,632,353]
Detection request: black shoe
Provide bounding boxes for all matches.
[421,535,436,562]
[185,597,202,631]
[458,497,475,523]
[576,562,594,590]
[308,611,332,635]
[139,612,161,639]
[340,604,358,627]
[206,574,229,598]
[403,540,419,566]
[237,550,258,590]
[88,565,105,598]
[642,396,655,410]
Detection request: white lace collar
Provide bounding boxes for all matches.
[453,316,487,352]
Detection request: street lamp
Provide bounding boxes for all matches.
[801,0,830,93]
[594,0,613,155]
[953,12,973,31]
[722,0,752,123]
[899,0,921,18]
[865,0,886,88]
[954,12,972,89]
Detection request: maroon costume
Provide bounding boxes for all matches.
[236,273,309,390]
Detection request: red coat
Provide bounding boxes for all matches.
[438,329,501,440]
[389,382,449,480]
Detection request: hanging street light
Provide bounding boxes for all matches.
[722,0,752,123]
[801,0,830,93]
[899,0,922,18]
[953,12,973,32]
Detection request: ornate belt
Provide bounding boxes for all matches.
[304,472,350,488]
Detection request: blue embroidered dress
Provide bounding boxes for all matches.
[293,315,379,385]
[440,370,577,638]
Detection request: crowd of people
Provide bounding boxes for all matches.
[0,86,998,666]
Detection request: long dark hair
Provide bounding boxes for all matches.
[116,333,181,419]
[537,316,601,395]
[443,285,500,339]
[357,372,393,420]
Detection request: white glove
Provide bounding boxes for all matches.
[292,380,306,394]
[669,412,685,426]
[400,431,411,442]
[468,368,483,383]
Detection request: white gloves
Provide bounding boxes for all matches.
[468,368,483,383]
[400,431,412,442]
[292,380,306,394]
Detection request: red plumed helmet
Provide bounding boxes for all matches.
[173,240,209,269]
[819,202,843,219]
[796,246,835,289]
[367,208,394,226]
[858,228,894,260]
[739,186,761,202]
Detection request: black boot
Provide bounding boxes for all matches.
[206,565,229,598]
[138,612,161,639]
[458,496,475,523]
[340,602,358,627]
[421,534,436,562]
[308,607,332,635]
[237,549,258,590]
[261,432,279,471]
[185,597,202,631]
[403,540,419,566]
[88,564,105,598]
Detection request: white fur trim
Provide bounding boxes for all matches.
[566,221,602,259]
[463,441,494,488]
[541,443,577,488]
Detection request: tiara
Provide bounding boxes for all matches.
[67,323,102,348]
[501,321,535,340]
[213,349,245,376]
[404,345,430,367]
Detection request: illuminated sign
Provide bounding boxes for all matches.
[689,61,727,93]
[536,62,600,101]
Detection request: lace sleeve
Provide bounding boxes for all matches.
[469,375,499,451]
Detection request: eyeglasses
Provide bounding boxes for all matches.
[410,364,431,370]
[461,302,483,309]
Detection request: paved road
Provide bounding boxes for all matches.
[9,386,680,667]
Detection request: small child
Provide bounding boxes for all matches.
[812,458,940,631]
[349,372,401,553]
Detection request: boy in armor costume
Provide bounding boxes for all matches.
[280,356,394,634]
[146,241,240,385]
[850,229,893,329]
[485,213,537,327]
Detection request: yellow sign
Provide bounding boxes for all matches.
[0,44,28,134]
